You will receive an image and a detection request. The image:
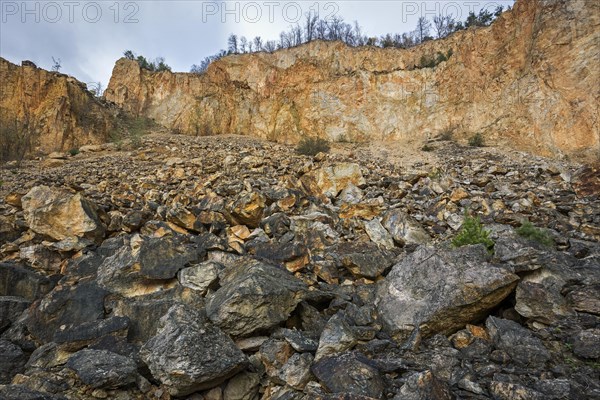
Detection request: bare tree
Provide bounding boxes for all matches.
[51,56,62,72]
[304,11,318,42]
[88,82,104,97]
[263,40,277,53]
[433,14,455,39]
[227,34,238,54]
[239,36,248,53]
[415,17,432,43]
[253,36,263,51]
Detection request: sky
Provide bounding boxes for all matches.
[1,0,514,88]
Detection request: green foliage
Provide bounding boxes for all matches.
[516,221,554,247]
[468,133,485,147]
[452,213,494,252]
[123,50,171,72]
[422,144,434,152]
[69,148,80,156]
[296,137,331,156]
[418,49,453,69]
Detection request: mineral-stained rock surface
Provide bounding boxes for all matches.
[0,125,598,399]
[105,0,600,160]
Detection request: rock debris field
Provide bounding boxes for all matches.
[0,134,599,399]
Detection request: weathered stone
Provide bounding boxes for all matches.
[228,192,266,228]
[381,209,430,246]
[486,316,550,367]
[301,164,366,198]
[315,313,357,361]
[0,339,27,383]
[0,263,55,301]
[377,245,519,340]
[206,259,306,337]
[393,370,453,400]
[53,316,129,351]
[140,304,248,396]
[0,296,31,332]
[178,261,222,295]
[96,233,198,296]
[364,219,395,250]
[66,349,137,389]
[489,381,544,400]
[222,371,260,400]
[312,352,384,399]
[279,353,314,390]
[21,186,105,242]
[332,242,395,279]
[571,328,600,359]
[0,384,66,400]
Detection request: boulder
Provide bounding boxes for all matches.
[571,328,600,359]
[364,218,395,250]
[227,191,266,228]
[0,263,56,301]
[486,316,550,367]
[21,186,105,242]
[393,370,453,400]
[206,259,307,337]
[178,261,222,295]
[0,296,30,332]
[96,234,198,296]
[66,349,137,389]
[53,316,129,351]
[301,163,366,198]
[0,339,27,383]
[332,242,396,279]
[381,209,430,247]
[140,304,248,396]
[312,352,384,399]
[376,245,519,340]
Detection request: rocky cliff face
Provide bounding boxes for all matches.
[0,58,118,158]
[105,0,600,159]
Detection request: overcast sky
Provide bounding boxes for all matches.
[1,0,514,87]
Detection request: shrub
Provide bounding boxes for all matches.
[69,148,80,156]
[439,130,453,141]
[452,213,494,252]
[468,133,485,147]
[422,144,434,152]
[516,221,554,247]
[296,137,331,156]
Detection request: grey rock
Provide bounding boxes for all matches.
[0,385,66,400]
[0,339,27,383]
[66,349,137,389]
[394,370,453,400]
[315,313,357,361]
[206,259,306,337]
[0,263,55,301]
[222,371,260,400]
[489,381,544,400]
[376,245,518,340]
[0,296,30,332]
[486,316,550,367]
[53,316,129,351]
[571,328,600,359]
[311,352,384,399]
[178,261,222,295]
[381,209,430,246]
[332,242,396,279]
[364,218,395,250]
[279,353,314,390]
[140,304,248,396]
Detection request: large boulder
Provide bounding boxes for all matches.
[21,186,105,242]
[206,259,307,337]
[0,339,27,383]
[227,191,266,228]
[301,163,366,199]
[66,349,138,389]
[376,245,519,340]
[486,316,550,367]
[140,304,248,396]
[96,233,199,296]
[0,263,56,301]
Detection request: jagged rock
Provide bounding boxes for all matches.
[486,316,550,367]
[178,261,222,294]
[227,191,266,228]
[0,384,66,400]
[331,242,396,279]
[223,371,261,400]
[258,338,295,382]
[315,313,358,361]
[140,304,248,396]
[381,209,430,247]
[206,259,306,337]
[21,186,105,242]
[376,245,519,340]
[279,353,314,390]
[26,281,108,343]
[364,218,395,250]
[312,352,384,399]
[0,296,31,332]
[393,370,453,400]
[489,381,544,400]
[96,233,198,296]
[301,164,366,198]
[0,263,56,301]
[571,328,600,359]
[53,316,129,351]
[0,339,27,383]
[66,349,137,389]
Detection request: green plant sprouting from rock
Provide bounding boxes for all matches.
[452,212,494,252]
[516,221,554,247]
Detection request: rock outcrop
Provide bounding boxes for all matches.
[0,58,118,158]
[105,0,599,159]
